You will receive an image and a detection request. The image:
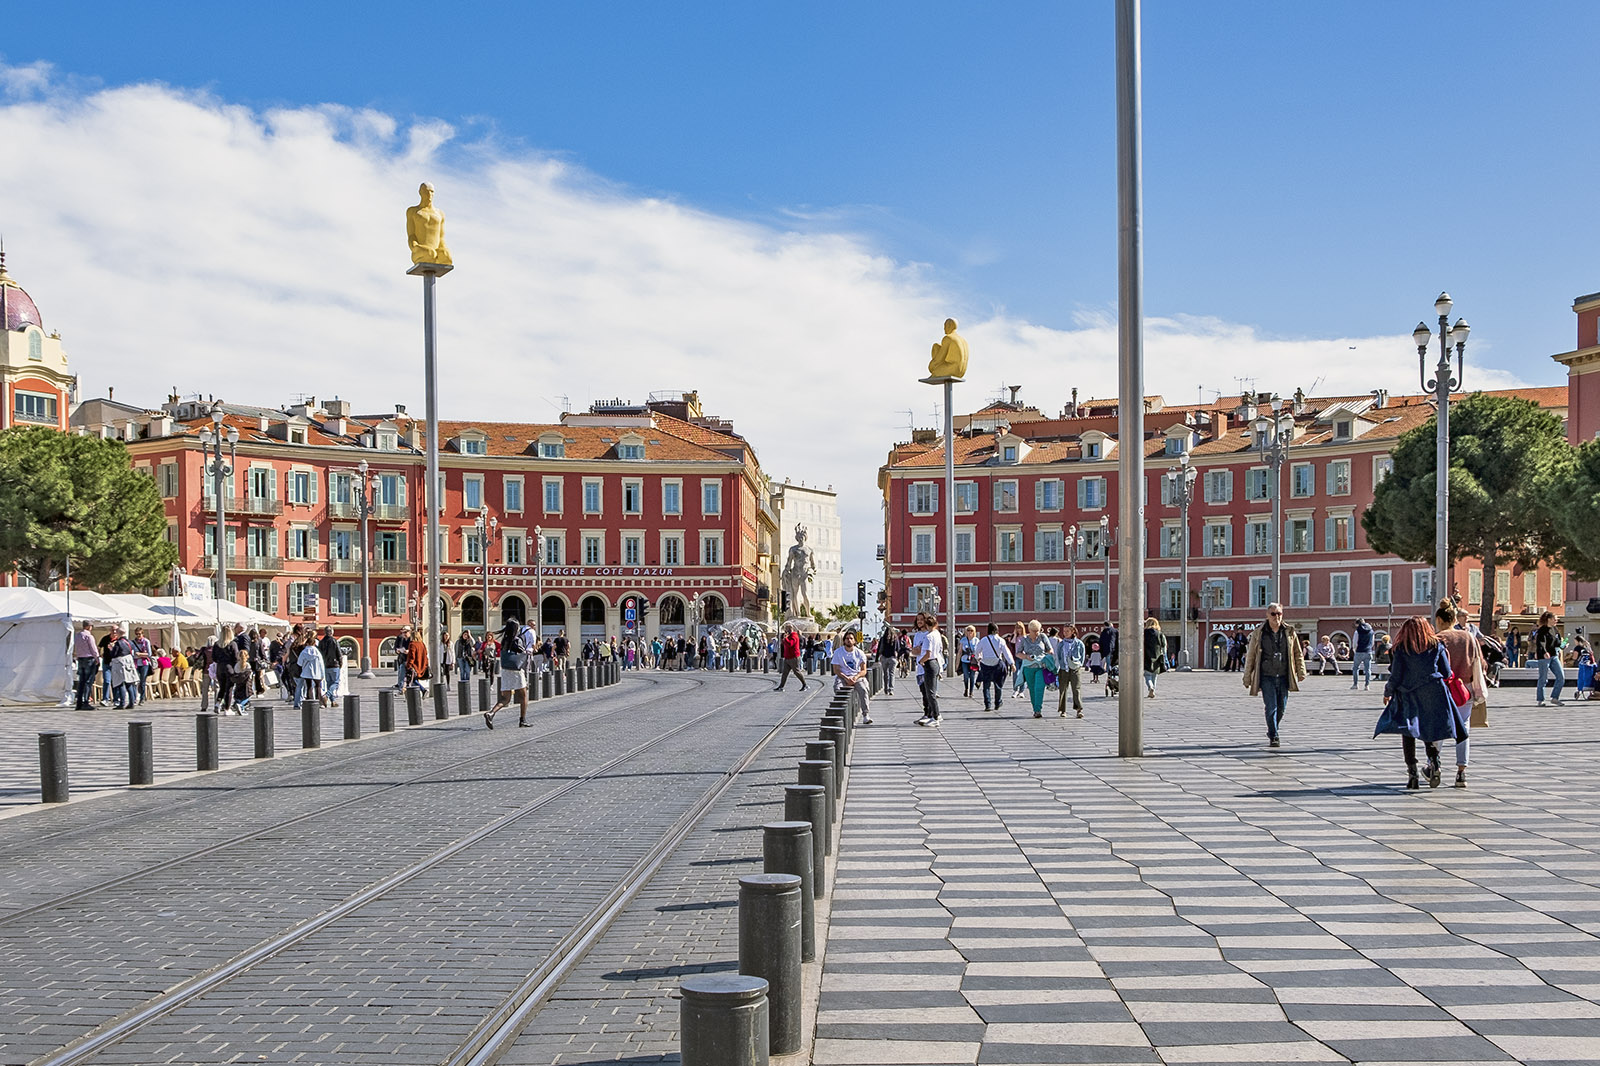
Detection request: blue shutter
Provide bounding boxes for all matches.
[1077,478,1086,508]
[930,482,939,515]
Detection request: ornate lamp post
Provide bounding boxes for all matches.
[355,459,381,677]
[1067,523,1078,627]
[1169,452,1198,668]
[196,405,238,636]
[534,523,544,639]
[1200,583,1220,668]
[1253,396,1291,606]
[1099,513,1112,626]
[475,507,498,637]
[1413,294,1469,603]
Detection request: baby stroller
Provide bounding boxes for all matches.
[1104,662,1120,697]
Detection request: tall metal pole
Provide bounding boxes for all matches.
[535,524,544,639]
[479,510,490,637]
[1434,313,1451,603]
[358,464,374,677]
[1068,525,1077,628]
[1178,466,1191,669]
[1115,0,1146,757]
[1271,441,1282,605]
[944,380,957,675]
[422,272,443,676]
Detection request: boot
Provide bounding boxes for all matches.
[1406,766,1420,790]
[1454,767,1466,788]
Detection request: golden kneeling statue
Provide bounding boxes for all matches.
[929,317,970,379]
[406,182,452,266]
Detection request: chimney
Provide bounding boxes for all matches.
[108,386,114,400]
[324,398,351,418]
[395,403,408,416]
[1371,388,1389,409]
[326,418,347,437]
[1007,384,1022,405]
[259,415,270,431]
[1070,387,1079,418]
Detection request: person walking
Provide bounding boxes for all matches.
[1375,615,1466,789]
[295,636,326,709]
[959,625,980,698]
[1241,603,1305,748]
[914,612,946,726]
[73,620,99,709]
[212,625,241,714]
[976,622,1014,711]
[775,625,807,691]
[319,626,343,703]
[484,618,531,729]
[405,631,430,691]
[1435,600,1483,787]
[1351,618,1375,690]
[1142,617,1165,698]
[1017,619,1054,719]
[877,623,898,695]
[1055,624,1086,717]
[832,628,872,725]
[1531,611,1565,706]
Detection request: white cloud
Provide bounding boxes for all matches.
[0,68,1541,585]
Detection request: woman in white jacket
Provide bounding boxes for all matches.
[295,637,326,710]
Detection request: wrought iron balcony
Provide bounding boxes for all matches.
[327,501,360,519]
[371,503,408,521]
[372,557,411,573]
[328,557,361,573]
[201,495,283,516]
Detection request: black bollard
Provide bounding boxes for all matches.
[128,721,153,786]
[566,666,576,693]
[821,715,845,757]
[763,656,770,674]
[405,687,423,726]
[680,974,769,1066]
[528,669,541,702]
[553,668,565,696]
[458,678,471,716]
[542,671,553,699]
[344,694,362,740]
[738,873,803,1056]
[432,682,449,720]
[253,704,274,759]
[784,784,828,896]
[38,730,69,803]
[478,677,492,714]
[302,702,322,748]
[196,713,218,771]
[820,725,846,785]
[805,741,837,806]
[798,759,835,840]
[576,665,587,692]
[378,689,396,732]
[763,821,815,962]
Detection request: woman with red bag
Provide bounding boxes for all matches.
[1376,614,1468,790]
[1435,600,1484,788]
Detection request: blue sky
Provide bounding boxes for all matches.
[4,2,1596,581]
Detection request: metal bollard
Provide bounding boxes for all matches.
[378,689,396,732]
[576,665,587,692]
[821,715,845,758]
[764,821,815,962]
[404,687,422,726]
[554,668,565,696]
[542,671,553,699]
[344,694,362,740]
[680,974,769,1066]
[253,704,275,759]
[303,701,322,747]
[529,669,541,702]
[764,656,770,674]
[819,725,846,785]
[432,682,449,720]
[39,730,69,803]
[806,741,837,807]
[566,666,576,693]
[196,713,218,771]
[458,678,471,716]
[479,678,492,714]
[128,721,154,786]
[798,759,835,841]
[784,784,828,896]
[739,873,803,1055]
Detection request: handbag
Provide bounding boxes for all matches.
[1444,673,1471,708]
[262,668,279,687]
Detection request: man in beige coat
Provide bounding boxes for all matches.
[1241,603,1307,748]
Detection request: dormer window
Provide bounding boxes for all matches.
[377,431,397,451]
[289,428,307,445]
[1334,419,1352,440]
[1086,442,1101,460]
[1002,445,1018,463]
[28,331,42,361]
[463,439,485,455]
[1163,437,1181,456]
[539,435,565,459]
[619,442,645,460]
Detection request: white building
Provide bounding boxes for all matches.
[774,480,843,614]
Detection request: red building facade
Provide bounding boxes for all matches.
[881,387,1570,663]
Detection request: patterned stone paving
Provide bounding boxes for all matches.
[815,671,1600,1066]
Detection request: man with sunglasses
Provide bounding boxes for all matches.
[1242,603,1305,748]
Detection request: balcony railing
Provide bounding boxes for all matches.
[371,503,408,521]
[1159,606,1183,622]
[327,501,360,519]
[328,557,361,573]
[201,554,285,573]
[202,496,283,516]
[372,557,411,573]
[13,407,58,425]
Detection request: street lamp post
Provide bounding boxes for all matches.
[1413,294,1469,604]
[1099,514,1111,627]
[1200,584,1219,669]
[534,524,544,639]
[196,406,239,636]
[356,459,380,677]
[1067,524,1078,628]
[475,508,497,637]
[1170,452,1198,669]
[1253,396,1291,606]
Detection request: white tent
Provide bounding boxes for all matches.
[0,588,119,705]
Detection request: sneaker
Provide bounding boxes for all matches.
[915,716,931,726]
[861,716,873,726]
[1454,767,1467,788]
[1033,712,1043,719]
[1552,698,1564,706]
[1269,736,1280,748]
[1059,709,1067,717]
[1427,760,1442,788]
[1538,700,1546,707]
[930,717,941,726]
[1076,710,1084,718]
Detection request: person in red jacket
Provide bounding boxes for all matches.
[775,625,808,692]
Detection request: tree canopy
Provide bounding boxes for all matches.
[1362,392,1567,627]
[0,426,178,591]
[1544,436,1600,582]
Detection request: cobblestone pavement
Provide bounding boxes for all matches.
[0,668,814,1065]
[814,670,1600,1066]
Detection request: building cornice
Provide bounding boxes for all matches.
[1552,344,1600,374]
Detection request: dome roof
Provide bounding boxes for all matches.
[0,253,43,332]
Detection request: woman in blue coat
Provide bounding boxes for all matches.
[1375,615,1468,790]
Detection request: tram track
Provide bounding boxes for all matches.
[0,671,713,926]
[26,676,813,1066]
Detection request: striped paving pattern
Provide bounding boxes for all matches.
[814,674,1600,1066]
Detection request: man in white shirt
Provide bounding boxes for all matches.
[976,622,1014,711]
[1055,624,1087,718]
[915,613,946,726]
[832,629,872,726]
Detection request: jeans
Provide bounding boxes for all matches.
[1260,673,1289,739]
[842,681,870,722]
[776,657,806,690]
[1144,669,1158,695]
[1351,651,1372,688]
[1536,658,1565,702]
[920,667,941,719]
[879,658,895,694]
[1057,667,1082,713]
[296,676,324,708]
[136,663,151,703]
[325,666,342,701]
[981,669,1005,709]
[102,662,114,702]
[75,658,98,707]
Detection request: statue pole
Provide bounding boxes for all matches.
[1116,0,1146,757]
[944,379,957,676]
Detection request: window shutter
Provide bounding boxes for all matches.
[1034,481,1044,510]
[1033,530,1044,562]
[1222,470,1233,502]
[1077,479,1087,508]
[1324,518,1335,551]
[269,583,279,614]
[398,479,407,507]
[930,482,938,514]
[1224,525,1234,556]
[309,528,320,560]
[1325,464,1336,495]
